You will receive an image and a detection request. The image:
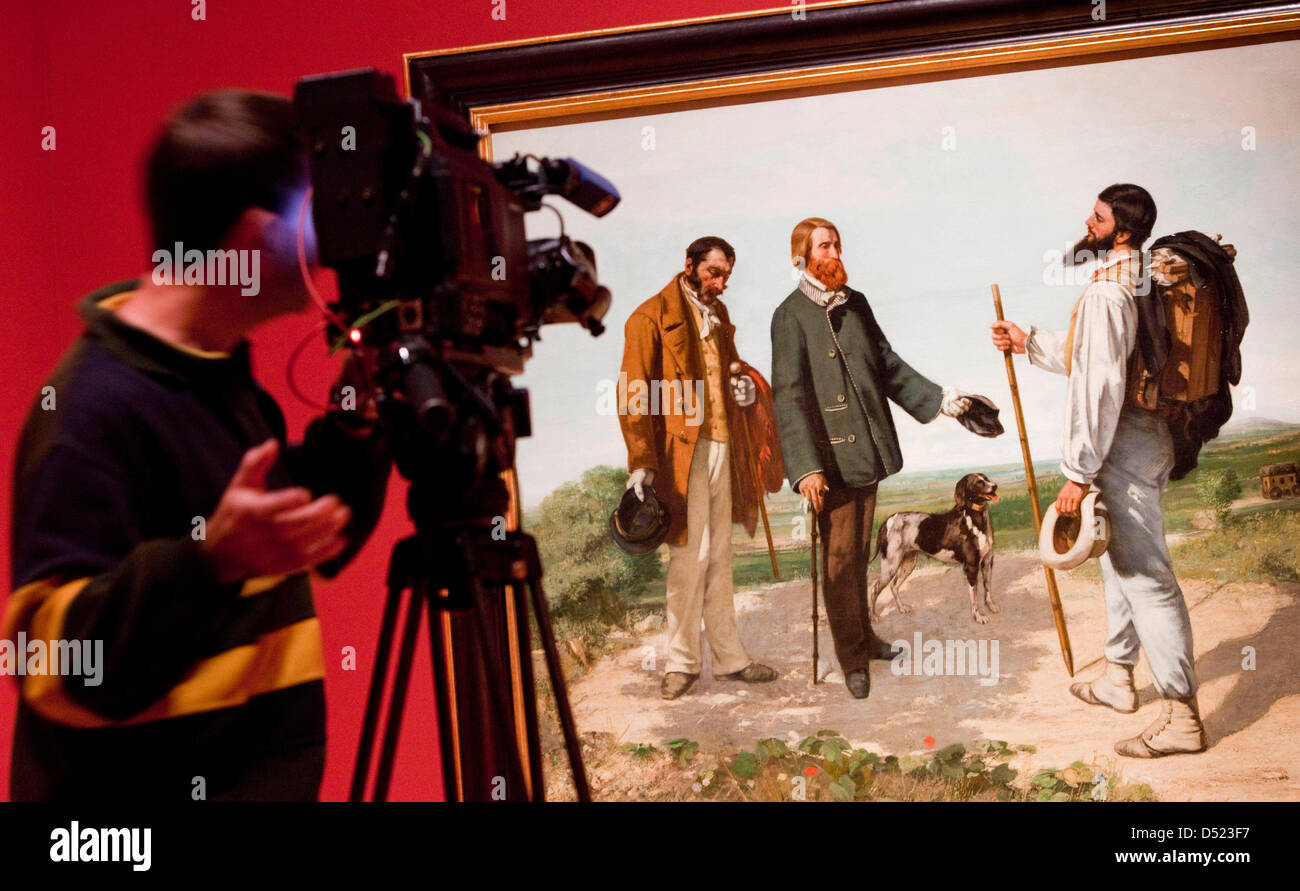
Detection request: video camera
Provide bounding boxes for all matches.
[293,68,617,432]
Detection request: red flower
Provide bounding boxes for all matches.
[804,766,819,777]
[923,736,935,748]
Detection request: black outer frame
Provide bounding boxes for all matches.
[408,0,1300,115]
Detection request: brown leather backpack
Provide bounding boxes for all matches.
[1127,238,1236,414]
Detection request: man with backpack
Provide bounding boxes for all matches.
[990,184,1205,758]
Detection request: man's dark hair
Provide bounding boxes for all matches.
[145,89,307,253]
[1098,183,1157,248]
[685,236,736,269]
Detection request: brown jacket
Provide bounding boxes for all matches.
[618,276,762,547]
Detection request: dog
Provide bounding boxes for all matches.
[868,472,1000,624]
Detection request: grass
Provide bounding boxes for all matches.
[543,731,1156,802]
[1169,509,1300,583]
[733,548,812,588]
[1070,504,1300,583]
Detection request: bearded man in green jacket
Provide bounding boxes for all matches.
[770,217,984,699]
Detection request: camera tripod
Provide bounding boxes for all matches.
[348,366,590,801]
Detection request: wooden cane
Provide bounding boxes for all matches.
[992,284,1075,677]
[810,506,820,684]
[730,363,779,579]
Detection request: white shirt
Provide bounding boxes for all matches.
[1025,251,1140,486]
[798,271,848,309]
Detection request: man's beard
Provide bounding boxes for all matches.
[1065,230,1117,267]
[684,271,721,300]
[806,257,848,291]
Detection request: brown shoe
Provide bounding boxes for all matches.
[715,662,779,683]
[661,672,698,700]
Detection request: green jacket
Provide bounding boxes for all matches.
[770,286,943,490]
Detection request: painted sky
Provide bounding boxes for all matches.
[493,40,1300,508]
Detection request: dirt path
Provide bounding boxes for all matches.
[565,550,1300,801]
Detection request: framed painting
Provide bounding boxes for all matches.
[404,0,1300,804]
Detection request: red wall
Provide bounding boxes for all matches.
[0,0,775,801]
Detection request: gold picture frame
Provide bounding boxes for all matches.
[405,0,1300,159]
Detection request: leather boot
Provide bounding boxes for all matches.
[1114,696,1207,758]
[1070,661,1138,713]
[867,632,904,661]
[845,667,871,699]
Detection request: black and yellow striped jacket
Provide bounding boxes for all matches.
[5,280,391,801]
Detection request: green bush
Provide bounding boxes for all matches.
[530,465,663,627]
[1195,468,1242,527]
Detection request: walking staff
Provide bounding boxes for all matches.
[810,506,820,684]
[730,361,781,580]
[991,283,1075,677]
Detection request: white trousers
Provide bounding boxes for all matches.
[663,438,751,676]
[1096,408,1197,699]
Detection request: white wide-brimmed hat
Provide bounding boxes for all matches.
[1039,490,1110,570]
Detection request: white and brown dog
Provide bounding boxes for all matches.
[868,473,1000,624]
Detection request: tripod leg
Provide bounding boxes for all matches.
[526,576,591,802]
[350,571,408,802]
[372,581,426,801]
[428,593,464,802]
[511,583,546,802]
[462,574,533,801]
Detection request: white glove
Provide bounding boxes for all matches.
[940,386,972,418]
[731,374,756,407]
[626,468,656,501]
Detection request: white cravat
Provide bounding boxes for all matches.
[680,277,719,339]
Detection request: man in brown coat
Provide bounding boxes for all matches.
[619,236,778,699]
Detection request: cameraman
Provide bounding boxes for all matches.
[3,90,392,801]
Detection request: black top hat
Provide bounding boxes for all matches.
[609,484,670,555]
[957,393,1004,438]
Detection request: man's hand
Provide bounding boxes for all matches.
[990,321,1028,354]
[940,386,971,418]
[626,468,656,502]
[798,472,829,515]
[1055,479,1090,518]
[200,439,352,585]
[731,374,756,407]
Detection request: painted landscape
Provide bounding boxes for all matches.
[525,420,1300,801]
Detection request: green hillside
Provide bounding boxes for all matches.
[731,426,1300,582]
